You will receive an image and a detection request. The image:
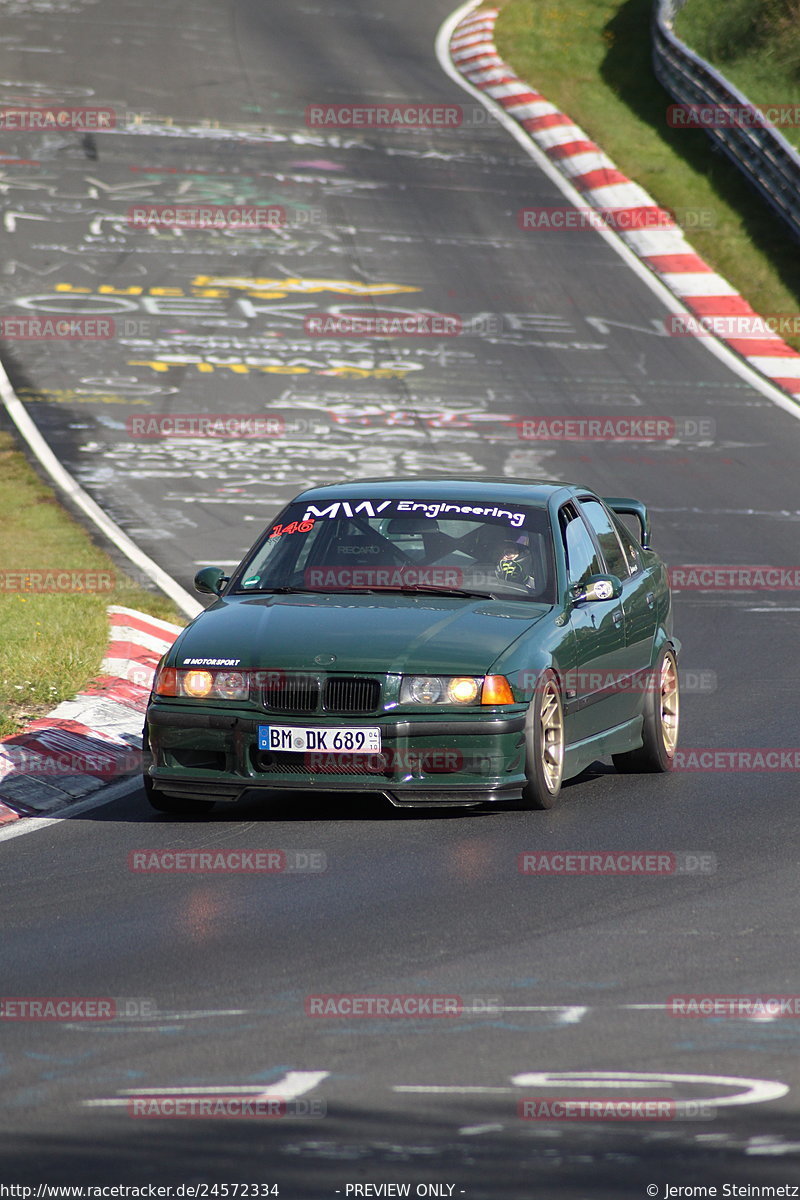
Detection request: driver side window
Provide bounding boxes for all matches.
[561,507,602,587]
[579,498,631,579]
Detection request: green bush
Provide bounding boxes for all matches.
[677,0,800,78]
[677,0,762,64]
[765,0,800,78]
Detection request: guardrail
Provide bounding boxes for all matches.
[653,0,800,242]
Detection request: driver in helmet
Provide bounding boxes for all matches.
[471,525,537,592]
[495,540,536,590]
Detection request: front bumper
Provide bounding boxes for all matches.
[145,704,528,806]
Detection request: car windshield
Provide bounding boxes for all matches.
[231,498,556,603]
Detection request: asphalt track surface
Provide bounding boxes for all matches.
[1,0,800,1194]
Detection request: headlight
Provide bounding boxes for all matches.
[447,677,481,704]
[401,675,481,706]
[153,666,250,701]
[403,676,445,704]
[183,669,214,698]
[399,674,515,706]
[215,670,249,699]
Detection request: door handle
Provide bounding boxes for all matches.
[612,609,623,627]
[646,591,655,608]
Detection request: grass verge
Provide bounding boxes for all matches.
[675,0,800,155]
[0,427,183,738]
[493,0,800,346]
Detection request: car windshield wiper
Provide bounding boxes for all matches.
[240,585,405,596]
[237,584,500,598]
[237,585,324,594]
[372,584,501,599]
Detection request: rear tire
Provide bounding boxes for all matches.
[521,670,565,810]
[612,646,679,774]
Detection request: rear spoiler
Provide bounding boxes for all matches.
[603,497,651,549]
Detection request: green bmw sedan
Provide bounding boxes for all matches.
[143,477,680,813]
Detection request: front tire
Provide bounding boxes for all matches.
[613,646,679,774]
[521,670,565,810]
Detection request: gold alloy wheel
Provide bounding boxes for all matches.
[540,679,564,793]
[660,652,680,756]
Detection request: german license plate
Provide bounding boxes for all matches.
[258,725,381,753]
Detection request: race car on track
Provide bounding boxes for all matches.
[143,477,680,813]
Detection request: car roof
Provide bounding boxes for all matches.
[290,476,585,507]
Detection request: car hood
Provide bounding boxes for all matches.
[171,593,550,676]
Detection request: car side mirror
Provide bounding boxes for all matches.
[194,566,228,596]
[571,573,622,604]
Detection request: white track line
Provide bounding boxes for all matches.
[0,361,203,617]
[85,1070,330,1108]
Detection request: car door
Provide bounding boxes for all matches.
[577,496,658,719]
[559,502,628,741]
